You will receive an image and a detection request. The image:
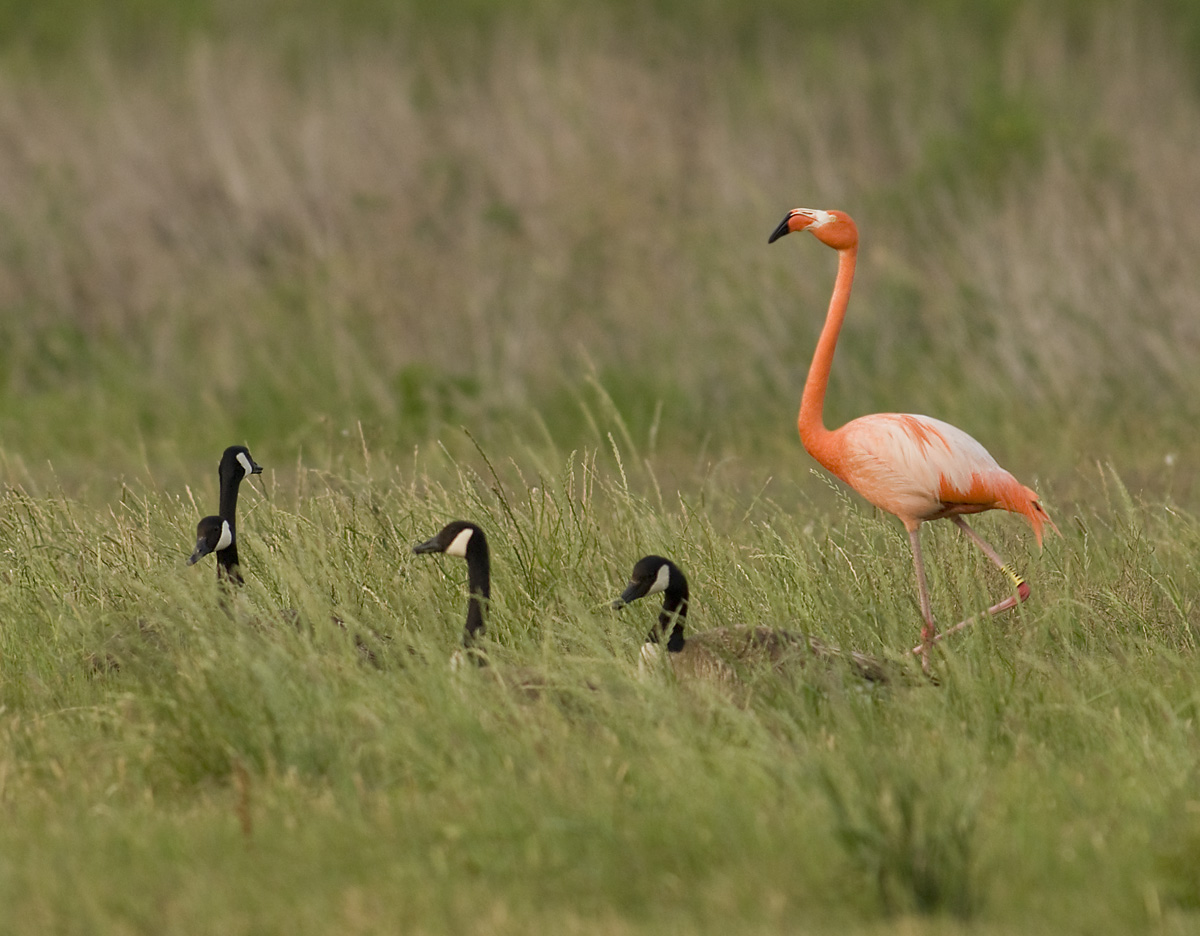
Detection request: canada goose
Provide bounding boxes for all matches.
[187,445,263,584]
[612,555,892,684]
[414,520,490,658]
[414,520,562,695]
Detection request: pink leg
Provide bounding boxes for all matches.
[907,525,936,673]
[909,516,1030,655]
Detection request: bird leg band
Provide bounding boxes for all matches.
[999,564,1025,589]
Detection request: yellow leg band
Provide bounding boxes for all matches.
[999,564,1025,588]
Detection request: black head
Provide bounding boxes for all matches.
[220,445,263,480]
[611,555,686,609]
[414,520,486,558]
[188,515,231,565]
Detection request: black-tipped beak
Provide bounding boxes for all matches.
[768,213,793,244]
[187,538,212,565]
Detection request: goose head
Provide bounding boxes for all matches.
[219,445,263,483]
[187,515,232,565]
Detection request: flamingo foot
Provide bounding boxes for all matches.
[910,580,1032,656]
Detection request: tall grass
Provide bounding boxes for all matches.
[2,433,1200,932]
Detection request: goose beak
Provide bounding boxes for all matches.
[611,581,645,610]
[187,538,212,565]
[413,536,440,555]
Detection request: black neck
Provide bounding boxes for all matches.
[218,466,244,534]
[648,583,688,653]
[463,536,491,655]
[217,546,244,585]
[215,467,245,583]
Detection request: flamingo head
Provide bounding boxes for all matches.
[768,208,858,250]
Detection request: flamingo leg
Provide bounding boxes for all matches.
[909,516,1030,655]
[907,525,937,673]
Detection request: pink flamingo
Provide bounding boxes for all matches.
[769,208,1057,669]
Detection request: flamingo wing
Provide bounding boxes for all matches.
[822,414,1052,543]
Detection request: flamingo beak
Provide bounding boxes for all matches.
[767,210,814,244]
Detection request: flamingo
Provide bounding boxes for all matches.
[768,208,1057,669]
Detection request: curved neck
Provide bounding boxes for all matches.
[798,245,857,465]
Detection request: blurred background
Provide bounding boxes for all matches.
[0,0,1196,502]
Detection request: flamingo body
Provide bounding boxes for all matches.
[818,413,1051,543]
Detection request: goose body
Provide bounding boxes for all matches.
[613,555,892,684]
[187,445,262,584]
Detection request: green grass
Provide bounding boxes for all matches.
[2,0,1200,932]
[3,435,1200,933]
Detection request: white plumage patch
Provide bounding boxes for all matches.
[646,562,671,597]
[236,452,254,476]
[803,208,836,227]
[215,520,233,552]
[446,527,474,558]
[637,642,662,680]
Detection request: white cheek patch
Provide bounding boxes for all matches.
[446,527,474,558]
[215,520,233,552]
[236,452,254,475]
[646,563,671,597]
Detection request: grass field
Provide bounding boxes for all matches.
[2,1,1200,932]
